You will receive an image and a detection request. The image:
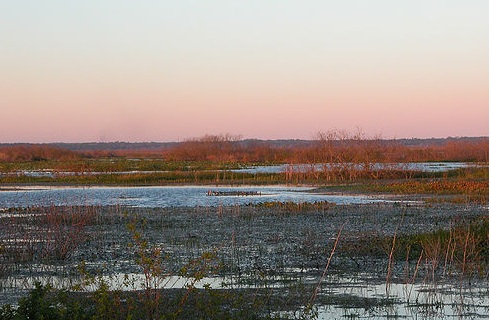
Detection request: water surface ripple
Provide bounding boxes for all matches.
[0,186,390,208]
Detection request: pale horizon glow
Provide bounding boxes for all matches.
[0,0,488,143]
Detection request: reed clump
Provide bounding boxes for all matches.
[253,201,335,212]
[0,206,98,268]
[380,214,489,299]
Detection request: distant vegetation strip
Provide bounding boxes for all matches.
[0,133,487,204]
[0,133,488,163]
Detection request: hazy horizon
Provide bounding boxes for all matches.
[0,134,488,145]
[1,1,488,143]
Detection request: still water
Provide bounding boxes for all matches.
[233,162,480,174]
[3,270,487,319]
[0,185,391,209]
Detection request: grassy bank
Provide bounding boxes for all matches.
[314,167,488,204]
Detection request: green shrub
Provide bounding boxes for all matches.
[0,282,88,320]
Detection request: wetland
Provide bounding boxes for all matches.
[0,139,488,319]
[0,186,487,319]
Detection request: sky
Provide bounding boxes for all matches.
[0,0,488,143]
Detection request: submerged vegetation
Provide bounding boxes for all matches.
[0,203,487,319]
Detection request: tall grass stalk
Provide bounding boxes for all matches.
[308,222,345,306]
[459,225,471,289]
[404,249,424,302]
[442,224,453,276]
[386,209,406,296]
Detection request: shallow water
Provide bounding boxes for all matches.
[1,162,480,179]
[2,271,487,319]
[0,180,487,318]
[0,185,394,209]
[233,162,481,174]
[315,275,489,319]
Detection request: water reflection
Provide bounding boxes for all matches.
[0,186,395,209]
[233,162,480,174]
[1,162,480,179]
[3,271,487,319]
[315,275,489,319]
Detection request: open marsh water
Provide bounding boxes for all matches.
[3,271,487,319]
[233,162,481,174]
[0,186,488,319]
[1,161,481,179]
[0,185,396,209]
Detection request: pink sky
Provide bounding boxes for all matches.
[0,1,488,143]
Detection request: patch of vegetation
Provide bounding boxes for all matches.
[0,158,245,173]
[316,167,488,204]
[0,282,294,320]
[339,215,489,279]
[252,201,336,212]
[0,139,488,192]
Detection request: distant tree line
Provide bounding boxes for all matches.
[165,132,488,163]
[0,144,80,162]
[0,133,487,163]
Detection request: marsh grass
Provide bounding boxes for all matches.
[0,202,488,319]
[313,166,488,200]
[0,206,290,319]
[2,159,487,196]
[336,214,488,283]
[392,215,488,278]
[381,214,489,317]
[0,206,98,273]
[0,170,287,186]
[253,201,335,213]
[0,159,243,174]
